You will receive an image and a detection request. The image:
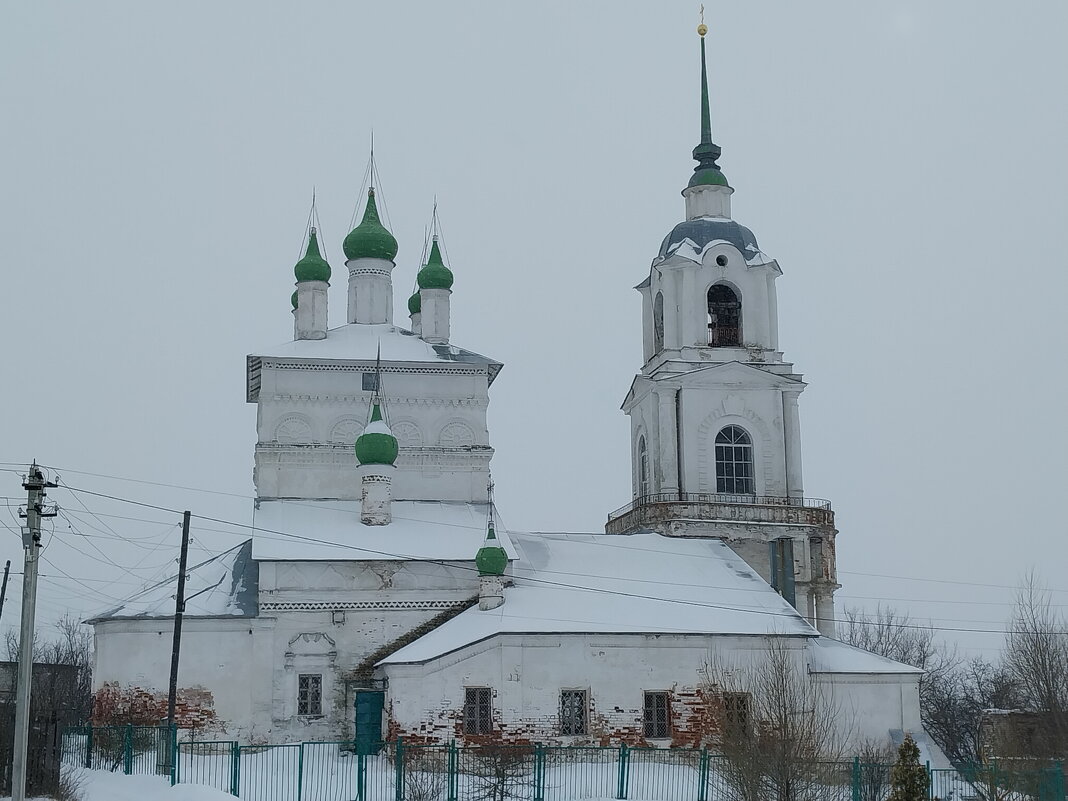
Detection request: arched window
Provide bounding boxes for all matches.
[707,284,741,347]
[715,425,754,494]
[638,435,650,497]
[653,292,664,353]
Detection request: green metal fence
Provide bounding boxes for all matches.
[60,727,1068,801]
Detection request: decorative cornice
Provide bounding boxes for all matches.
[262,599,467,612]
[261,360,487,378]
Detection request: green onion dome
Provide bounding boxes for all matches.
[354,403,398,466]
[407,291,421,316]
[291,290,298,310]
[416,239,454,290]
[475,526,508,576]
[294,228,331,283]
[343,189,398,262]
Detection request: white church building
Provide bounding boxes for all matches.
[89,27,927,753]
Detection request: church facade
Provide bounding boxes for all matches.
[90,28,928,753]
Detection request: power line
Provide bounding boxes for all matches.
[54,482,1061,638]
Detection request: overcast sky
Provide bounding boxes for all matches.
[1,2,1066,656]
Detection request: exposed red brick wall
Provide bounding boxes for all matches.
[389,686,727,749]
[92,682,221,732]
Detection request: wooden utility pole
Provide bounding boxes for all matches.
[166,511,191,728]
[13,463,57,801]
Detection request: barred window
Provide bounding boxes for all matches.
[715,425,754,494]
[362,372,379,392]
[643,691,670,739]
[464,687,493,735]
[723,692,751,740]
[560,690,588,736]
[297,674,322,716]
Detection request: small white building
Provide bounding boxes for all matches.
[90,27,934,756]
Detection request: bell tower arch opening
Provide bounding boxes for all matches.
[707,284,741,347]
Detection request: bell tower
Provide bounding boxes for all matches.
[609,22,839,636]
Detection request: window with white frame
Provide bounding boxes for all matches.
[463,687,493,735]
[559,690,588,736]
[297,674,323,716]
[643,691,670,739]
[715,425,754,494]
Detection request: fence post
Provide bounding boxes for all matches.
[123,724,133,775]
[357,752,366,801]
[170,724,178,786]
[989,760,999,801]
[297,742,305,801]
[925,761,931,801]
[617,743,629,801]
[85,725,93,769]
[697,748,709,801]
[394,738,404,801]
[230,742,240,797]
[448,740,458,801]
[534,743,545,801]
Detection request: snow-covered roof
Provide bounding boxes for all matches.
[806,638,924,675]
[379,531,815,665]
[249,324,502,381]
[654,216,774,268]
[87,540,257,623]
[251,500,510,562]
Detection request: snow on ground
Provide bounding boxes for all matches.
[1,769,235,801]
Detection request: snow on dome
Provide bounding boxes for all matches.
[655,217,770,266]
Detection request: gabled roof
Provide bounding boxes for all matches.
[87,540,258,624]
[378,531,815,665]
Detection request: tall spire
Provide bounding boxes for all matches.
[689,17,729,189]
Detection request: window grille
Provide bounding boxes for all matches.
[297,674,322,716]
[643,691,670,739]
[362,372,379,392]
[723,692,751,740]
[559,690,588,736]
[464,687,493,735]
[715,425,754,494]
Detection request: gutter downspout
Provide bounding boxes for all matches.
[676,388,684,498]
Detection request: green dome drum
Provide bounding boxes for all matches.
[344,189,399,262]
[294,228,331,283]
[417,239,454,290]
[355,403,399,466]
[475,526,508,576]
[407,291,421,316]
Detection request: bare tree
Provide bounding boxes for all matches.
[5,614,93,722]
[1001,574,1068,758]
[704,637,849,801]
[841,605,1012,765]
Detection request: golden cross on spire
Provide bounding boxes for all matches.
[698,4,707,36]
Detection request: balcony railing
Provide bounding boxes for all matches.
[707,325,740,347]
[606,492,834,534]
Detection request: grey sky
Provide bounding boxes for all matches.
[1,2,1066,656]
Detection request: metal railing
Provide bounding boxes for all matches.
[608,492,832,522]
[60,728,1068,801]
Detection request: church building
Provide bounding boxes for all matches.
[89,26,927,753]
